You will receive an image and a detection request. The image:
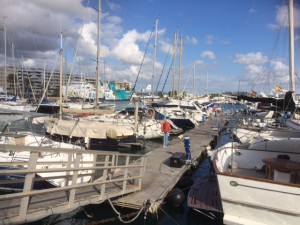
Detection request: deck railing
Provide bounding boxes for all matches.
[0,144,147,224]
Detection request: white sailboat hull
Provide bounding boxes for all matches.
[0,132,93,187]
[0,103,36,112]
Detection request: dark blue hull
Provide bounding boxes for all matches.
[170,118,195,131]
[34,104,60,114]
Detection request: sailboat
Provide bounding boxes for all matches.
[188,1,300,224]
[41,0,138,150]
[0,118,94,189]
[0,23,36,113]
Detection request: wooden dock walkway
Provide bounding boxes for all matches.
[0,146,147,225]
[0,114,229,224]
[113,114,229,212]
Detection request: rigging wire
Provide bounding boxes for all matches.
[131,24,155,96]
[66,0,91,89]
[251,1,287,93]
[161,60,173,93]
[155,40,172,93]
[182,63,194,94]
[35,55,59,112]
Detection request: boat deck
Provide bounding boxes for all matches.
[229,167,300,184]
[188,166,300,213]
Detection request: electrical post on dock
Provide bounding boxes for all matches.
[184,136,192,162]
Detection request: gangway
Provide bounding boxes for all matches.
[0,144,147,225]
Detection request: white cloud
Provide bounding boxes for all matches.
[185,36,198,45]
[271,59,289,80]
[107,2,121,12]
[22,59,36,67]
[159,39,173,54]
[0,0,96,71]
[245,64,263,75]
[79,22,97,56]
[270,4,300,29]
[234,52,268,64]
[111,29,151,65]
[201,51,216,60]
[242,59,289,89]
[194,60,204,65]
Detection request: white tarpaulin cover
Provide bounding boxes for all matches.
[44,118,134,139]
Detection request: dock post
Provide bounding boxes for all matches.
[184,136,191,161]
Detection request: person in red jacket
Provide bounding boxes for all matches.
[212,105,217,117]
[161,120,171,147]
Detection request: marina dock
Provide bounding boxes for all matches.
[0,146,146,225]
[113,114,228,212]
[0,114,229,224]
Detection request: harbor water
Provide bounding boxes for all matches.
[0,102,243,225]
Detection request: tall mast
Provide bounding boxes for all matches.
[206,71,208,97]
[3,17,7,100]
[152,17,158,99]
[193,62,195,99]
[59,32,63,116]
[288,0,295,93]
[178,37,182,98]
[21,66,24,99]
[95,0,101,107]
[172,32,177,98]
[12,42,16,96]
[43,59,46,96]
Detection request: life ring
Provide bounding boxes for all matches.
[147,108,155,118]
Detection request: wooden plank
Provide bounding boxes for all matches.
[113,115,228,210]
[187,177,223,212]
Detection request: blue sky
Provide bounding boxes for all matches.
[0,0,300,95]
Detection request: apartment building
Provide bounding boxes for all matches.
[0,66,95,98]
